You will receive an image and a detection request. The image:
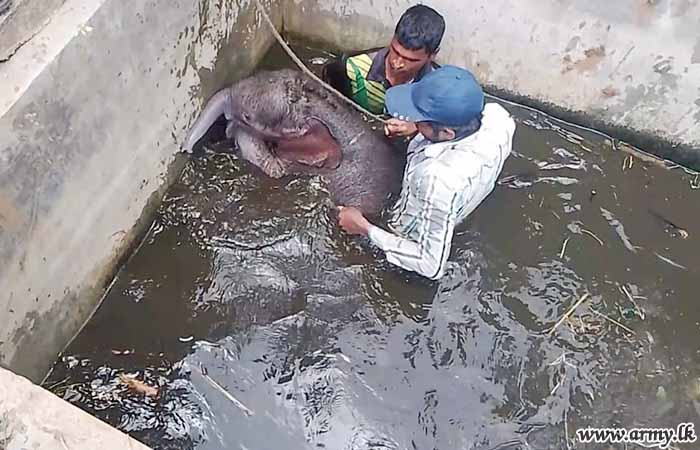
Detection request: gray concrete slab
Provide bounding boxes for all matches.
[0,367,153,449]
[0,0,67,62]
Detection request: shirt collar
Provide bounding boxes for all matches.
[411,134,458,159]
[366,48,390,85]
[424,140,456,158]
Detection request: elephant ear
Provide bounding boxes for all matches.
[275,118,342,169]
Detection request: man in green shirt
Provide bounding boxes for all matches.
[322,4,445,138]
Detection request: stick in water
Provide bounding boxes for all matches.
[580,228,604,246]
[559,237,570,259]
[548,293,590,336]
[590,309,635,335]
[198,364,255,416]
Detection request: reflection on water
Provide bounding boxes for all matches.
[44,41,700,450]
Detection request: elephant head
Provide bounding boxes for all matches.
[182,69,321,153]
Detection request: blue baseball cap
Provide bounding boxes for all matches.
[385,65,484,127]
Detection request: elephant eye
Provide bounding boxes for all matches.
[243,113,251,121]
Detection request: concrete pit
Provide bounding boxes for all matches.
[0,0,698,446]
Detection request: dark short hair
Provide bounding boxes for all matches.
[395,5,445,54]
[427,116,482,140]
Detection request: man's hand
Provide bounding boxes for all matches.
[384,118,417,138]
[337,206,371,236]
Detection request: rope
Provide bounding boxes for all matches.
[253,0,388,124]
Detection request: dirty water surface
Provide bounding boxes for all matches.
[44,41,700,450]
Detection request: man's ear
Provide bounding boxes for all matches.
[442,127,456,141]
[430,48,440,60]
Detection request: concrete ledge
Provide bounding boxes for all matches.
[285,0,700,170]
[0,0,67,62]
[0,0,282,382]
[0,367,152,449]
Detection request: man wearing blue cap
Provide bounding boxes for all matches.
[338,65,516,280]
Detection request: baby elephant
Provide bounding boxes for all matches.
[183,69,404,216]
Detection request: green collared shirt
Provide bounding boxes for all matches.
[343,47,438,114]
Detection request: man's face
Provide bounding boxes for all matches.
[385,37,432,83]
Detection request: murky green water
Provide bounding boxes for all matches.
[44,40,700,450]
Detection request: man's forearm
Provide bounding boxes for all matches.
[366,224,444,280]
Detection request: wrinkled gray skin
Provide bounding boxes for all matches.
[183,69,404,216]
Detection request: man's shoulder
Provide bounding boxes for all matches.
[483,102,510,114]
[454,103,516,173]
[345,47,388,83]
[482,103,515,128]
[469,103,516,145]
[415,144,463,184]
[323,46,384,71]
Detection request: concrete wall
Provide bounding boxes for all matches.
[1,0,67,62]
[0,367,153,449]
[284,0,700,169]
[0,0,282,383]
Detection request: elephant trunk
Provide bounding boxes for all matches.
[182,88,232,153]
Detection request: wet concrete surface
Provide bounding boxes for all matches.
[44,41,700,450]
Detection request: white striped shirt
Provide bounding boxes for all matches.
[367,103,516,279]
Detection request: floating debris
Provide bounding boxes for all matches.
[198,364,255,417]
[548,293,590,336]
[600,207,643,253]
[622,155,634,171]
[308,56,328,65]
[566,313,603,335]
[568,223,605,247]
[111,349,133,355]
[648,209,689,239]
[590,309,635,335]
[118,374,159,397]
[653,252,688,270]
[559,237,571,259]
[580,228,605,246]
[619,284,646,320]
[498,173,537,188]
[656,386,667,402]
[617,141,674,168]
